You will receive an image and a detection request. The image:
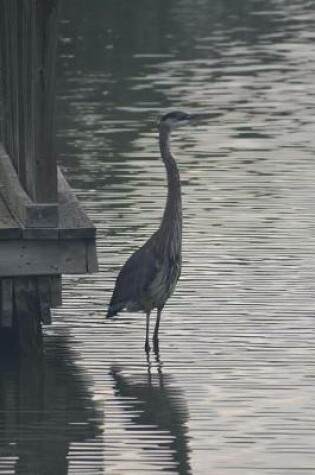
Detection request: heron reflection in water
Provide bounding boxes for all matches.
[107,111,210,352]
[110,359,191,475]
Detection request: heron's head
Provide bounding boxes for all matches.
[158,110,209,133]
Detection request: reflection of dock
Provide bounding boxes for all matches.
[0,1,97,352]
[110,363,192,475]
[0,337,103,474]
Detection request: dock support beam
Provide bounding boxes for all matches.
[0,276,62,354]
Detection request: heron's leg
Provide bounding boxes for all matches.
[153,308,162,350]
[145,311,151,353]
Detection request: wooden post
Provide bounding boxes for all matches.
[0,0,60,217]
[0,278,14,328]
[0,275,63,354]
[0,277,42,354]
[17,0,27,186]
[13,277,43,354]
[0,0,14,161]
[37,276,52,324]
[29,0,60,204]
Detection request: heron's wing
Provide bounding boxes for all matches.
[108,238,160,316]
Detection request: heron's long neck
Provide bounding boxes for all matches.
[158,127,182,253]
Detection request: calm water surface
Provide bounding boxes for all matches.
[1,0,315,473]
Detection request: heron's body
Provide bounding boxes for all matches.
[107,226,181,316]
[107,111,203,352]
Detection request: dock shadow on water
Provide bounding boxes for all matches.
[109,355,191,475]
[0,338,103,475]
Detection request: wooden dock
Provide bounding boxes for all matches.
[0,0,98,352]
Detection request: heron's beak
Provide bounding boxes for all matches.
[187,112,222,122]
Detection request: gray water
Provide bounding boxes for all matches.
[1,0,315,473]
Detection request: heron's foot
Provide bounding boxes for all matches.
[145,340,151,353]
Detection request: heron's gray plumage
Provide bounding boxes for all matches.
[107,111,202,352]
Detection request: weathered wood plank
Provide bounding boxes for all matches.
[0,279,14,328]
[26,203,59,228]
[50,275,62,307]
[87,239,99,273]
[0,239,95,276]
[37,275,62,319]
[20,167,97,239]
[27,0,60,204]
[14,277,42,353]
[0,1,60,205]
[0,144,97,237]
[61,240,91,273]
[10,0,20,175]
[0,240,58,275]
[0,1,6,145]
[58,168,96,239]
[0,142,32,222]
[22,226,59,240]
[23,0,33,196]
[1,1,13,161]
[37,276,52,324]
[0,194,21,239]
[16,0,27,188]
[0,142,58,227]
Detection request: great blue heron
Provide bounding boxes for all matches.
[107,111,207,352]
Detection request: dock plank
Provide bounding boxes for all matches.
[0,193,21,239]
[0,239,92,276]
[58,167,96,239]
[0,142,58,228]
